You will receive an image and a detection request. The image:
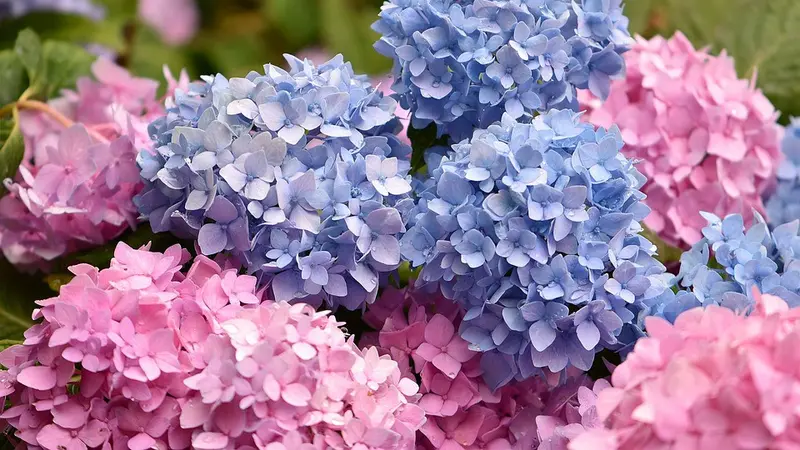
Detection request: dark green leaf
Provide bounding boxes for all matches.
[0,258,51,341]
[0,50,27,106]
[14,28,42,82]
[38,41,94,99]
[0,117,24,190]
[320,0,391,75]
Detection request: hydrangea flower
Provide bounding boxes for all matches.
[365,285,607,449]
[654,212,800,320]
[765,118,800,226]
[138,0,198,46]
[136,54,413,310]
[401,109,671,384]
[373,0,632,140]
[0,58,180,268]
[569,290,800,450]
[580,33,782,249]
[0,241,423,450]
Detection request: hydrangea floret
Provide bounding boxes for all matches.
[569,290,800,450]
[0,59,179,268]
[655,212,800,321]
[364,285,607,449]
[373,0,632,140]
[0,241,424,450]
[136,54,414,310]
[400,109,671,383]
[580,32,782,249]
[765,118,800,226]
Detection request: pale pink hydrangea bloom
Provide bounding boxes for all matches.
[0,242,423,450]
[579,33,782,248]
[0,58,186,268]
[138,0,199,46]
[569,290,800,450]
[368,286,602,449]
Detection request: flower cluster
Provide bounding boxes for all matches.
[0,58,178,268]
[766,118,800,227]
[136,54,414,310]
[569,291,800,450]
[373,0,632,140]
[363,285,606,449]
[580,32,782,249]
[0,241,424,450]
[655,212,800,322]
[138,0,199,46]
[401,109,670,382]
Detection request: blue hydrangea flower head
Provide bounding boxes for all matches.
[657,212,800,320]
[401,109,671,387]
[765,118,800,226]
[373,0,632,140]
[135,54,413,310]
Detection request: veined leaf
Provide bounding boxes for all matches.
[0,117,24,190]
[14,28,42,82]
[38,41,94,99]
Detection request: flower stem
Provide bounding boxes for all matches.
[16,99,110,144]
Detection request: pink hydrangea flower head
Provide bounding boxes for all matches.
[369,286,604,449]
[138,0,199,46]
[568,290,800,450]
[0,58,176,268]
[0,242,423,449]
[579,32,783,248]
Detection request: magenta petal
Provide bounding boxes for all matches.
[425,314,455,347]
[432,353,462,379]
[17,366,58,390]
[127,433,156,450]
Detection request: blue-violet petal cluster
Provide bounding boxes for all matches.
[401,109,671,386]
[657,212,800,322]
[373,0,632,140]
[766,118,800,226]
[136,54,414,310]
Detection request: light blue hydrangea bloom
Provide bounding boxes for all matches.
[656,212,800,322]
[401,109,671,388]
[136,54,414,310]
[0,0,104,20]
[373,0,632,140]
[765,118,800,226]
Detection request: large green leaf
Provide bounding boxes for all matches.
[658,0,800,121]
[38,41,95,99]
[0,50,27,106]
[0,259,51,341]
[14,29,42,82]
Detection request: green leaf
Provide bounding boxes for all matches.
[37,41,94,99]
[641,226,683,265]
[0,339,22,352]
[0,50,27,106]
[0,116,25,189]
[0,259,51,341]
[14,28,42,82]
[660,0,800,120]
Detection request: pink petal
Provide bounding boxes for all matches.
[18,365,57,390]
[36,424,72,450]
[282,383,312,407]
[424,314,455,347]
[128,433,157,450]
[192,432,229,450]
[432,353,462,379]
[414,342,441,362]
